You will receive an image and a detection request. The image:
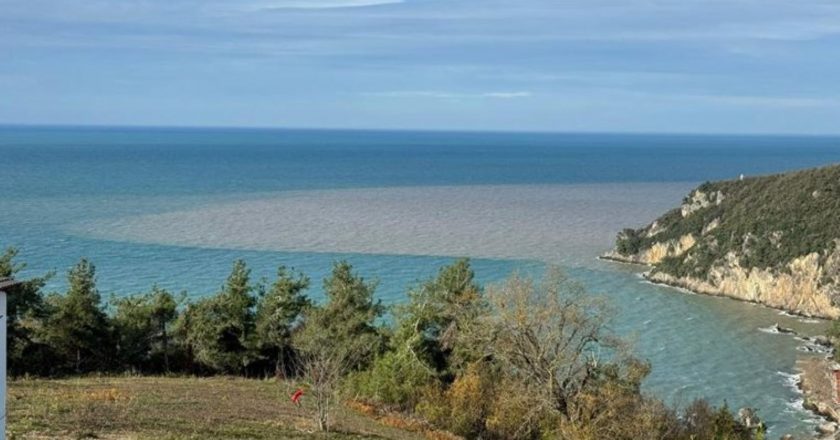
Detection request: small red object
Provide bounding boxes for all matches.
[291,388,304,405]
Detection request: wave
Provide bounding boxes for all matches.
[778,310,823,324]
[776,371,801,393]
[759,325,781,335]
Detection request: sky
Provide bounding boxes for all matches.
[2,0,840,134]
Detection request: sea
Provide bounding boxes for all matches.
[3,125,840,436]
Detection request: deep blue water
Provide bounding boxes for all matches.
[4,126,840,198]
[2,125,840,436]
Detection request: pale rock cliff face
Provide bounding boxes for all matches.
[701,218,720,235]
[602,234,696,265]
[645,220,666,238]
[680,190,724,217]
[646,247,840,319]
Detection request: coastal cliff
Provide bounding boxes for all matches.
[604,164,840,319]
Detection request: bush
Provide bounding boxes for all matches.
[444,363,496,437]
[485,378,546,440]
[616,228,644,256]
[345,347,437,410]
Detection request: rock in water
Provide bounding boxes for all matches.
[773,323,796,335]
[737,407,764,431]
[816,421,837,435]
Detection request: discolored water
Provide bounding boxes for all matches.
[3,126,840,436]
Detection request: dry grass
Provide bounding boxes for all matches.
[7,376,428,440]
[343,400,462,440]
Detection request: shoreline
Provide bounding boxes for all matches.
[797,356,840,437]
[598,254,835,321]
[600,253,840,436]
[597,254,653,267]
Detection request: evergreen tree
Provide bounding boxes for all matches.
[394,258,484,378]
[42,259,112,373]
[0,247,51,376]
[183,260,257,373]
[255,266,310,376]
[113,286,180,372]
[308,261,384,370]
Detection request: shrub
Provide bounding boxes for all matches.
[485,378,545,440]
[447,364,492,437]
[344,347,437,410]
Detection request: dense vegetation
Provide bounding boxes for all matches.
[2,247,768,439]
[614,164,840,279]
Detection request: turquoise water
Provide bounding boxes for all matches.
[3,125,840,436]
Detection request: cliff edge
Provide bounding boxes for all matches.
[605,163,840,319]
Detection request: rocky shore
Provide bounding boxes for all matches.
[798,356,840,438]
[600,251,840,319]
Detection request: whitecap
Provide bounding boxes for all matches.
[776,371,801,389]
[759,325,781,335]
[796,342,831,355]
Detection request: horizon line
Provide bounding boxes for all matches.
[2,122,840,139]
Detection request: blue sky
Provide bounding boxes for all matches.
[2,0,840,133]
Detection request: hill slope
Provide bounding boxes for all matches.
[605,163,840,318]
[7,376,434,440]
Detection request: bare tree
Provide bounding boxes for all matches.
[475,269,630,425]
[294,309,365,432]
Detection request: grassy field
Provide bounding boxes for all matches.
[7,376,439,440]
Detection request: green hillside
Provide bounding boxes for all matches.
[615,163,840,280]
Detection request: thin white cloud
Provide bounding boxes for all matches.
[679,94,840,108]
[368,90,532,100]
[619,90,840,109]
[482,91,532,99]
[252,0,402,10]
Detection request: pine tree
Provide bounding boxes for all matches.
[113,286,179,372]
[394,258,484,378]
[183,260,257,373]
[0,247,51,375]
[255,266,310,376]
[43,259,113,373]
[316,261,384,368]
